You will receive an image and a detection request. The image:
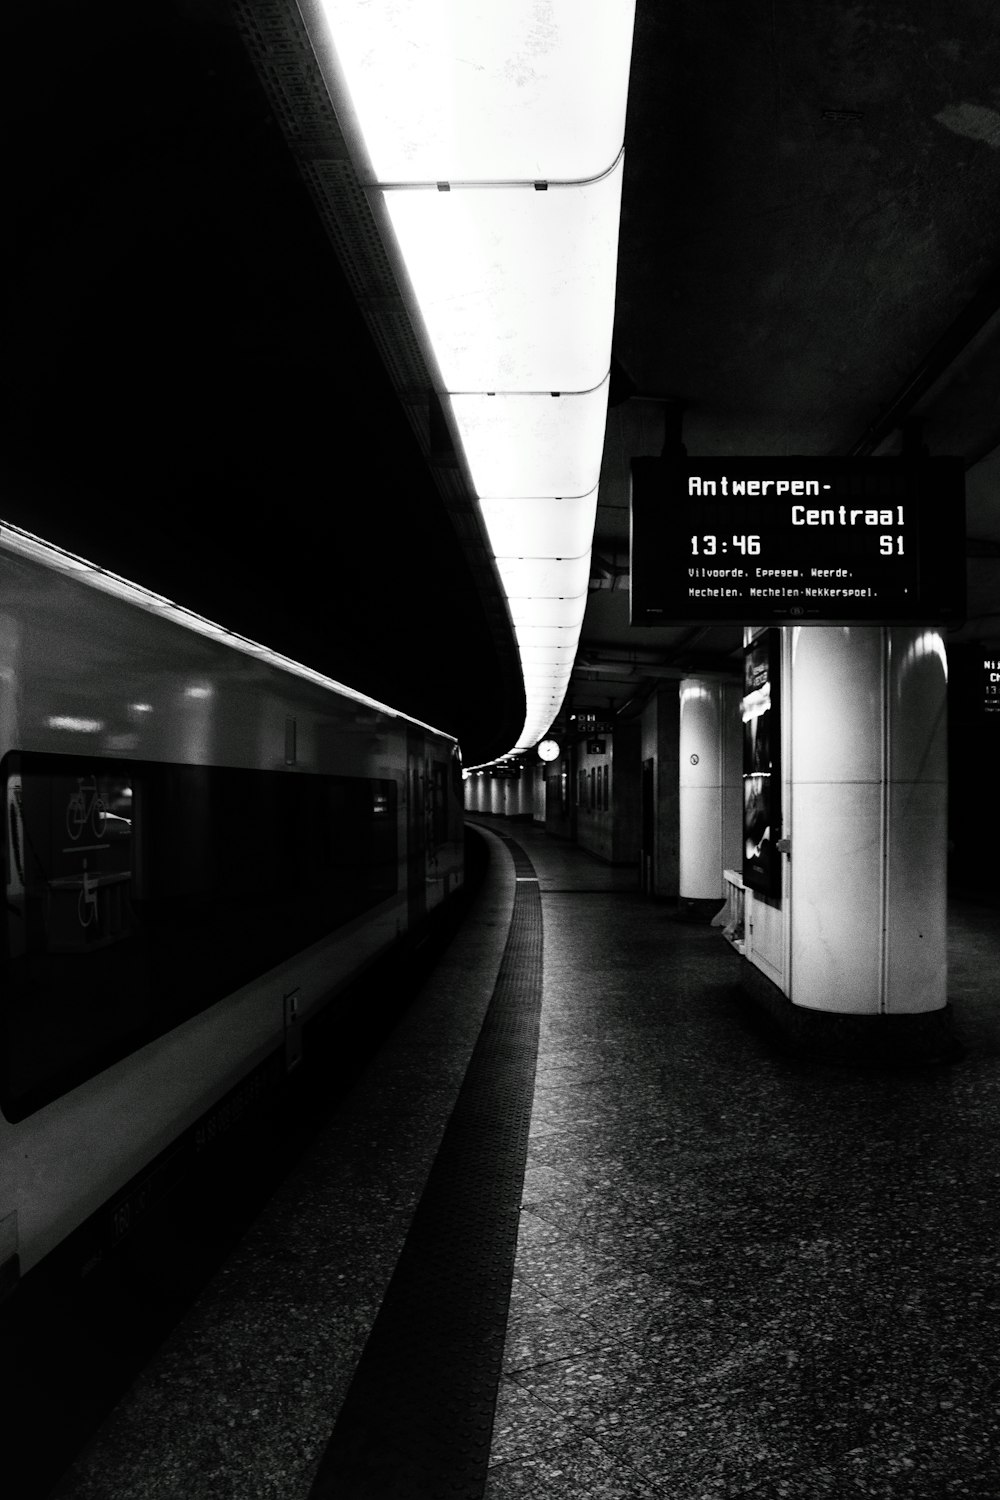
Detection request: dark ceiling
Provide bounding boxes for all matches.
[8,1,1000,763]
[6,0,524,762]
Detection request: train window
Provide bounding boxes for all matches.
[1,751,398,1120]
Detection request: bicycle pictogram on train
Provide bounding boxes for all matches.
[66,777,107,841]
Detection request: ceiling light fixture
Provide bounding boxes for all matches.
[310,0,637,760]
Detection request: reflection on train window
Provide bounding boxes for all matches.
[1,752,398,1120]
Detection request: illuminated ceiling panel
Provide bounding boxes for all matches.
[515,625,581,650]
[479,489,599,560]
[304,3,636,760]
[522,679,574,697]
[448,381,609,497]
[519,647,576,667]
[315,0,634,183]
[381,162,623,394]
[507,595,589,630]
[495,554,592,599]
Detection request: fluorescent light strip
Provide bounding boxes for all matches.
[448,381,609,497]
[515,625,580,649]
[304,4,636,761]
[519,647,577,665]
[314,0,635,184]
[507,595,589,629]
[380,162,623,394]
[495,554,592,599]
[479,489,599,560]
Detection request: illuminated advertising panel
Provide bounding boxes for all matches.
[630,456,965,625]
[742,629,781,898]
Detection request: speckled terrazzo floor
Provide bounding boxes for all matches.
[485,824,1000,1500]
[47,820,1000,1499]
[47,835,517,1500]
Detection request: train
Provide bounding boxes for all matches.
[0,522,465,1296]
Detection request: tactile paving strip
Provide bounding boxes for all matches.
[308,831,542,1499]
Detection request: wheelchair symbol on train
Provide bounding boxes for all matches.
[66,777,107,841]
[77,869,100,928]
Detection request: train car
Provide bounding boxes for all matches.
[0,522,464,1296]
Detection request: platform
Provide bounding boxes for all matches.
[49,819,1000,1499]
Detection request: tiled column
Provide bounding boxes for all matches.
[788,626,947,1013]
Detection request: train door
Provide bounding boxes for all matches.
[406,729,426,931]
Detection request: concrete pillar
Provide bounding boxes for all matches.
[464,774,484,814]
[487,776,503,816]
[506,776,517,818]
[789,626,947,1014]
[679,678,742,901]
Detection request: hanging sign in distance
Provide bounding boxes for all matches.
[629,456,966,625]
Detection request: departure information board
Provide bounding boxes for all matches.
[985,656,1000,715]
[630,456,966,625]
[949,645,1000,722]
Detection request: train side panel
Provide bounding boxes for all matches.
[0,544,463,1283]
